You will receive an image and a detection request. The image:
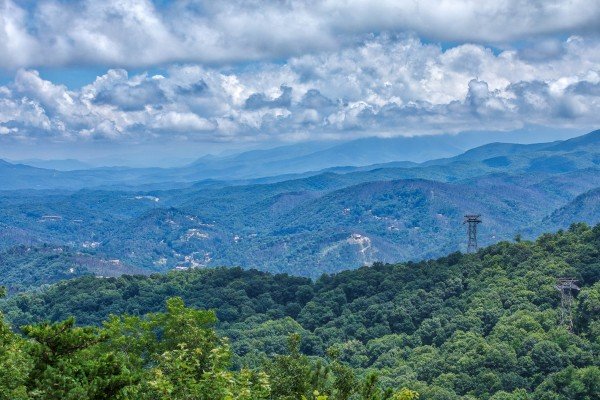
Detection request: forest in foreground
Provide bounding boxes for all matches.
[1,223,599,399]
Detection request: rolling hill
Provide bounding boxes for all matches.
[2,130,597,191]
[544,187,600,230]
[0,245,146,294]
[0,130,598,277]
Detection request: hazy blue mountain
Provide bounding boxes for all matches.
[0,160,57,190]
[195,135,464,178]
[178,129,598,181]
[0,129,599,277]
[16,167,596,278]
[543,128,600,151]
[3,130,595,191]
[424,142,549,166]
[422,129,599,165]
[0,160,146,190]
[13,158,93,171]
[543,187,600,229]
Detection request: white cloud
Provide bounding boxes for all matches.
[0,35,598,144]
[151,111,216,132]
[1,0,599,69]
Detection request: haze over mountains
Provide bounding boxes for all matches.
[0,129,587,190]
[0,129,598,279]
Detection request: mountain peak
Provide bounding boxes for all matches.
[544,129,600,151]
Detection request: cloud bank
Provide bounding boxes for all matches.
[1,0,599,69]
[0,1,599,146]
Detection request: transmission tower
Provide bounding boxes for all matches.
[463,214,482,253]
[555,278,580,332]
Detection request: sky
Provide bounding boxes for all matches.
[0,0,599,165]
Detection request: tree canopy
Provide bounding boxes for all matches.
[1,223,599,399]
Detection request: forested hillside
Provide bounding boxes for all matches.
[1,130,600,278]
[545,188,600,230]
[2,224,599,399]
[0,245,147,294]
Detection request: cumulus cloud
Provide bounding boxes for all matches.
[245,86,293,110]
[152,111,216,133]
[93,78,167,111]
[1,0,599,69]
[0,34,599,144]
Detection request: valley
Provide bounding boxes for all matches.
[1,130,599,280]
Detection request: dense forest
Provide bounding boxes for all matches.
[1,223,599,399]
[0,245,148,295]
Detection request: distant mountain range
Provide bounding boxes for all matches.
[0,129,598,280]
[544,187,600,230]
[7,158,94,171]
[2,129,590,190]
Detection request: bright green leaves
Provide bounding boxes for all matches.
[0,298,420,399]
[390,388,420,400]
[1,224,597,399]
[265,334,418,400]
[16,318,131,399]
[132,344,270,400]
[0,315,31,400]
[266,334,313,399]
[576,282,600,342]
[102,297,270,400]
[534,366,600,399]
[0,298,272,400]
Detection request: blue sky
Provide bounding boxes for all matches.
[0,0,599,164]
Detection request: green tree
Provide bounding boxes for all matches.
[106,297,271,400]
[265,333,312,399]
[0,287,31,400]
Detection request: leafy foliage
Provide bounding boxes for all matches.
[1,224,599,398]
[0,296,418,399]
[0,246,91,294]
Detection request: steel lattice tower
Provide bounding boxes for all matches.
[463,214,482,253]
[555,278,580,332]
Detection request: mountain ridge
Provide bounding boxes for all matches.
[3,129,597,190]
[0,129,598,277]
